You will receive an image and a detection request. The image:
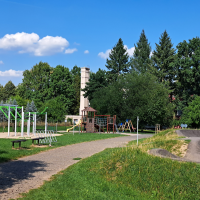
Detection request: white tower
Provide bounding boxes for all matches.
[79,67,90,115]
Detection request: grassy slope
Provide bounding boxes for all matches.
[19,129,200,200]
[0,133,124,163]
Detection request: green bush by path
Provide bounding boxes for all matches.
[0,133,124,164]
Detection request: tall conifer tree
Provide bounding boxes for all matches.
[152,30,176,86]
[105,38,129,82]
[131,30,152,73]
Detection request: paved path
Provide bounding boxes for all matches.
[0,134,153,200]
[176,130,200,163]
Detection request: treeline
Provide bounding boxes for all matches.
[83,30,200,128]
[1,29,200,127]
[0,63,81,122]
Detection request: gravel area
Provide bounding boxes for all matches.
[0,134,153,200]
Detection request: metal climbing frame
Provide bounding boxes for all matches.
[36,130,57,146]
[0,104,22,137]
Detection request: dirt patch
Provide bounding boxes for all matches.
[171,143,188,157]
[31,144,48,148]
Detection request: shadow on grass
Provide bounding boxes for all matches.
[0,160,46,194]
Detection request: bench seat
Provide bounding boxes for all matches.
[11,139,27,148]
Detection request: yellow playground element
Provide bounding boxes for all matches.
[66,120,82,132]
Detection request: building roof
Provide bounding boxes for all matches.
[81,107,97,112]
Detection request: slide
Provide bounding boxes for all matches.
[66,120,82,132]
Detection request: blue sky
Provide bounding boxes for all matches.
[0,0,200,86]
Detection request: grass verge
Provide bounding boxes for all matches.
[0,133,124,164]
[128,129,189,157]
[18,129,200,200]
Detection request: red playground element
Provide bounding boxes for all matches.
[81,107,117,133]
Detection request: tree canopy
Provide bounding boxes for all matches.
[131,30,152,73]
[105,38,129,83]
[152,30,176,85]
[91,72,174,127]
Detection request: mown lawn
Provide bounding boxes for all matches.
[18,129,199,200]
[0,132,124,163]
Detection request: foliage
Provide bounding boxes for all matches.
[10,95,29,107]
[174,37,200,110]
[152,30,176,87]
[0,84,4,101]
[19,61,52,103]
[25,100,37,113]
[91,72,174,127]
[41,95,70,122]
[130,30,152,73]
[0,81,16,101]
[17,62,75,119]
[180,95,200,128]
[70,65,81,115]
[83,68,108,101]
[105,38,129,83]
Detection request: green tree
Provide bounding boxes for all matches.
[48,65,74,114]
[131,30,152,73]
[91,72,174,127]
[0,84,4,101]
[152,30,176,85]
[180,96,200,128]
[70,65,81,115]
[42,95,67,122]
[106,38,129,82]
[83,69,108,101]
[11,95,29,107]
[174,37,200,110]
[20,62,52,104]
[3,81,16,101]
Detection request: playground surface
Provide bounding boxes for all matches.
[149,130,200,163]
[0,132,62,139]
[0,134,153,200]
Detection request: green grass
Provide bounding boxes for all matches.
[0,133,124,163]
[121,129,155,134]
[18,129,199,200]
[19,147,200,200]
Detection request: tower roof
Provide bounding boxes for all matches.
[81,107,97,112]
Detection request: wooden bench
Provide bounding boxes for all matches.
[32,137,45,145]
[11,139,27,149]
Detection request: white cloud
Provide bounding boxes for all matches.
[65,48,77,54]
[124,45,135,56]
[84,50,89,54]
[98,45,136,59]
[0,69,23,77]
[0,32,70,56]
[0,60,3,64]
[98,49,111,59]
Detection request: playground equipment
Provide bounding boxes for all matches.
[66,120,81,132]
[155,124,160,134]
[80,107,118,133]
[36,130,57,146]
[119,119,136,132]
[0,104,48,138]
